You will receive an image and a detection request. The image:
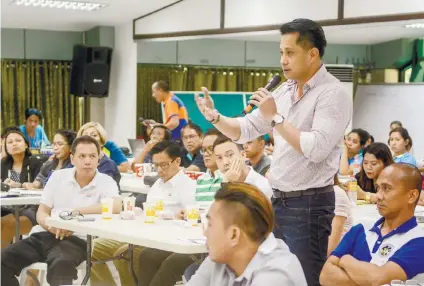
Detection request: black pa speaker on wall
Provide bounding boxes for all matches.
[70,45,113,97]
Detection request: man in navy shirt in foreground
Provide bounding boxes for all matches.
[320,163,424,285]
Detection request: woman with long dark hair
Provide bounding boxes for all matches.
[356,143,394,203]
[23,129,77,189]
[389,127,417,166]
[1,130,45,247]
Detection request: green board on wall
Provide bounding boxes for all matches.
[173,92,247,131]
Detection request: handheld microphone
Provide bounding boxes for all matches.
[242,74,282,115]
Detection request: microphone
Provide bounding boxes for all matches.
[242,74,282,115]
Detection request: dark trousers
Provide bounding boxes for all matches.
[272,189,335,286]
[137,248,195,286]
[1,231,86,286]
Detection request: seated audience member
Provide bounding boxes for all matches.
[320,164,424,286]
[390,120,402,131]
[1,126,21,159]
[181,123,206,172]
[187,183,307,286]
[1,136,120,286]
[79,122,129,173]
[23,129,76,189]
[19,108,50,150]
[194,129,223,210]
[76,122,121,184]
[131,124,171,171]
[103,140,130,173]
[243,135,271,177]
[1,130,45,248]
[92,141,197,286]
[354,143,394,203]
[264,132,274,156]
[339,129,370,176]
[214,135,272,199]
[389,127,417,166]
[328,175,354,256]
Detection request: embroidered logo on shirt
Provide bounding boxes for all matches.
[379,244,394,258]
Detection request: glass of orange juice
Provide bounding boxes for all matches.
[101,198,114,220]
[155,200,164,212]
[143,203,156,223]
[186,206,199,226]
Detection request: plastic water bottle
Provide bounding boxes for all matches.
[347,180,358,203]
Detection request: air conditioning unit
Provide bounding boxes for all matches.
[326,64,354,132]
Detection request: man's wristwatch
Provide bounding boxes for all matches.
[271,114,284,127]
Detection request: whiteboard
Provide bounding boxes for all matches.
[353,84,424,160]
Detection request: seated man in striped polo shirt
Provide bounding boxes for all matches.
[320,163,424,285]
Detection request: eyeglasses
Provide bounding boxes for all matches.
[152,158,176,170]
[182,134,198,141]
[200,146,214,155]
[59,210,83,220]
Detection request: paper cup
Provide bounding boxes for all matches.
[101,198,114,220]
[143,202,156,223]
[186,206,199,226]
[123,197,136,212]
[135,163,152,178]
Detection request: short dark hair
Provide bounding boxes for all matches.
[55,129,77,146]
[349,128,371,147]
[1,126,20,139]
[150,125,171,141]
[212,135,243,151]
[25,108,42,120]
[390,120,402,128]
[153,80,169,93]
[181,122,203,137]
[279,18,327,57]
[150,140,182,160]
[214,182,274,243]
[71,135,100,155]
[390,127,413,149]
[204,128,222,138]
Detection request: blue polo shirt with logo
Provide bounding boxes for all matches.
[331,217,424,280]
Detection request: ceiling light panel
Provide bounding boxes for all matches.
[405,23,424,29]
[11,0,107,11]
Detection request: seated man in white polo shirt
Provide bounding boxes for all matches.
[187,182,307,285]
[320,164,424,286]
[1,136,120,286]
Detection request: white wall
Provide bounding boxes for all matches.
[134,0,220,35]
[225,0,338,28]
[137,39,368,67]
[105,22,137,147]
[353,84,424,160]
[344,0,424,18]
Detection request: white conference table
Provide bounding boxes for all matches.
[120,173,151,194]
[352,203,424,229]
[46,214,207,285]
[1,195,42,242]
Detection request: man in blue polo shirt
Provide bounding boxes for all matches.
[320,163,424,285]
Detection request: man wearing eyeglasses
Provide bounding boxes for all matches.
[181,123,206,172]
[146,140,196,213]
[1,136,120,286]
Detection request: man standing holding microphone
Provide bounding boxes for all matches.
[195,18,352,286]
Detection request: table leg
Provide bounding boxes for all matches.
[14,206,20,242]
[129,244,139,285]
[81,235,92,285]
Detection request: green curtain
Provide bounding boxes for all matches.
[136,64,283,128]
[1,59,85,140]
